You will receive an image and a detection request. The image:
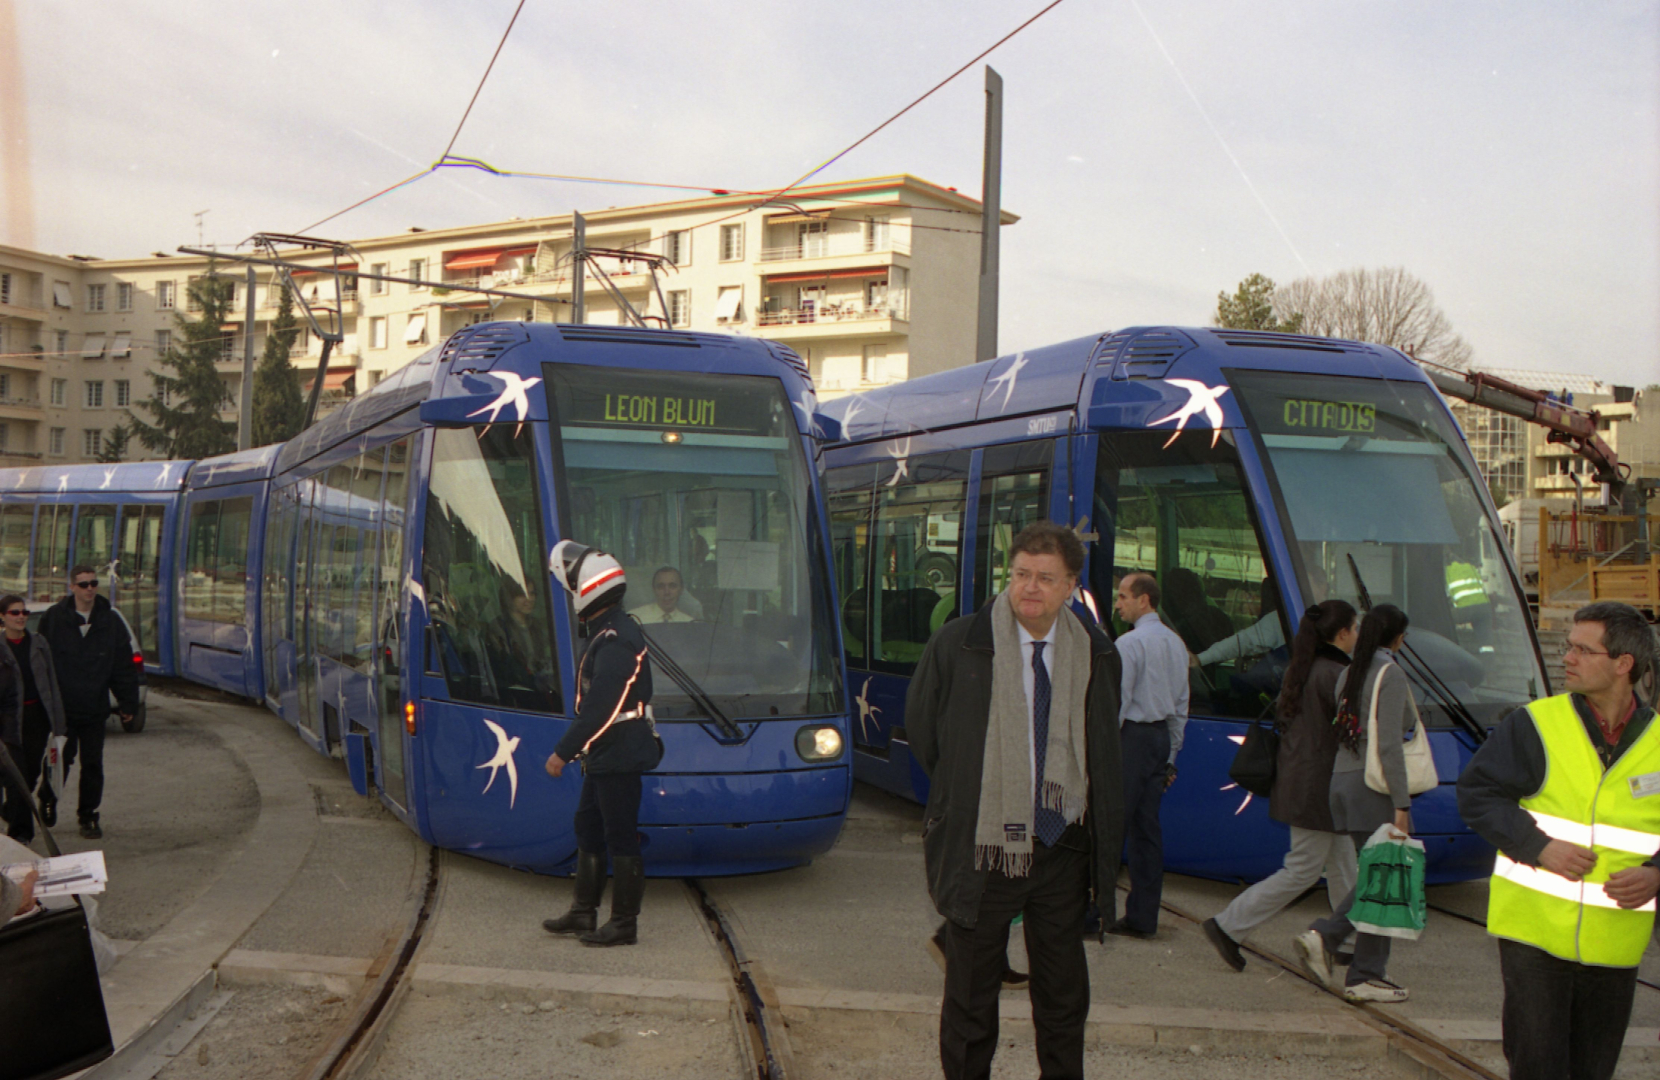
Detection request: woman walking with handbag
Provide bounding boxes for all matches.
[1204,600,1358,971]
[1295,603,1428,1003]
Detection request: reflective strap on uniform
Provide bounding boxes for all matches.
[1493,853,1658,912]
[1527,808,1660,858]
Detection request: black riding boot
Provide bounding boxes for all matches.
[581,856,643,947]
[543,850,606,935]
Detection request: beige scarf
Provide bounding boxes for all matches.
[975,591,1091,877]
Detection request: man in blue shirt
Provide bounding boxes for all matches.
[1110,571,1190,938]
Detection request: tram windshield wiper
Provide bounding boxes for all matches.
[637,628,743,740]
[1345,555,1488,745]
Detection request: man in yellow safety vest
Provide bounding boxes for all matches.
[1457,601,1660,1080]
[1445,557,1493,652]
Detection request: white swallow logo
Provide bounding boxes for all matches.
[986,353,1029,412]
[885,437,913,488]
[838,396,865,438]
[56,476,67,493]
[793,389,822,437]
[1149,378,1230,448]
[155,462,175,488]
[477,718,521,809]
[466,371,543,436]
[854,678,882,742]
[1220,733,1252,814]
[99,467,116,490]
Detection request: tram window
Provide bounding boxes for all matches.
[1091,431,1285,721]
[184,498,252,625]
[0,504,31,595]
[73,504,117,587]
[378,437,410,786]
[871,451,969,674]
[424,426,561,713]
[31,504,71,602]
[119,504,163,662]
[262,490,289,690]
[826,465,876,664]
[547,363,842,720]
[350,448,386,672]
[971,441,1053,611]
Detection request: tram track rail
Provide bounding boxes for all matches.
[685,878,796,1080]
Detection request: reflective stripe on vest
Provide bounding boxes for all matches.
[1486,694,1660,967]
[1446,563,1489,609]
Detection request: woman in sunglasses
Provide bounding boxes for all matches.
[0,595,65,841]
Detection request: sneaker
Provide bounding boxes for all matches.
[79,818,102,840]
[1203,918,1246,972]
[1294,930,1333,986]
[1106,918,1156,940]
[1343,979,1409,1004]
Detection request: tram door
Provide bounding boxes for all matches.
[295,479,325,746]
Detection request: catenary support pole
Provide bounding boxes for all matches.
[239,265,255,450]
[975,65,1003,363]
[572,211,586,325]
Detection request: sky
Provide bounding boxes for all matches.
[6,0,1658,385]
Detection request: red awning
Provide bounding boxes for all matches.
[764,268,889,285]
[301,368,356,392]
[444,245,538,271]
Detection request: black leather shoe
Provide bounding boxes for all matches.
[39,793,56,828]
[1001,967,1030,988]
[79,817,102,840]
[1204,918,1246,972]
[1106,918,1156,940]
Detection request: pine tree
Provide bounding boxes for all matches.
[1215,273,1305,333]
[96,423,131,463]
[251,279,306,446]
[129,270,237,458]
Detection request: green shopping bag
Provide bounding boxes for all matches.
[1348,823,1428,940]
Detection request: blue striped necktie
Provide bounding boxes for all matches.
[1031,640,1066,847]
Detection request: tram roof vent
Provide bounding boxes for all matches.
[1212,329,1375,355]
[1098,328,1195,380]
[763,340,812,383]
[557,327,704,348]
[439,321,530,370]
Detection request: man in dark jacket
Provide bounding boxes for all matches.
[908,522,1123,1080]
[39,566,138,840]
[542,542,661,948]
[0,593,65,841]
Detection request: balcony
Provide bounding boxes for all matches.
[0,395,42,421]
[0,449,43,465]
[756,303,907,341]
[759,237,909,263]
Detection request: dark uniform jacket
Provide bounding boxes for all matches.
[1458,694,1660,869]
[553,605,661,775]
[1269,645,1348,831]
[0,631,65,746]
[907,600,1125,930]
[38,594,139,719]
[0,658,17,748]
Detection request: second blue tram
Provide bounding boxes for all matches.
[0,321,853,877]
[819,326,1546,884]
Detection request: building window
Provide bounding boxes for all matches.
[220,332,236,362]
[48,428,64,456]
[0,272,10,304]
[86,284,106,312]
[52,282,70,308]
[187,278,201,312]
[0,423,7,451]
[370,263,387,295]
[865,216,890,253]
[49,378,66,406]
[799,221,828,258]
[54,330,68,356]
[83,429,102,457]
[666,231,691,267]
[85,380,104,408]
[116,282,133,312]
[0,372,8,398]
[715,285,743,324]
[157,280,176,309]
[867,279,888,311]
[115,379,131,407]
[863,345,888,384]
[667,290,690,327]
[404,313,428,346]
[370,316,387,349]
[409,259,426,290]
[720,224,744,262]
[156,329,172,357]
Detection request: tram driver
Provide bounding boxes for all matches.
[542,542,664,948]
[629,566,696,624]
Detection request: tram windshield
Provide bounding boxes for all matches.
[1231,370,1545,725]
[546,364,843,720]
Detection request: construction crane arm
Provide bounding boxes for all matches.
[1423,364,1626,487]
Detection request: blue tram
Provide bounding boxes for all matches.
[0,322,852,877]
[818,326,1545,884]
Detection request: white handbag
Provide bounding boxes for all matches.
[1364,661,1439,796]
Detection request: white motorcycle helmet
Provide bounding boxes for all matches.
[550,540,627,619]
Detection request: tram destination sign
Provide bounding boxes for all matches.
[1272,397,1376,435]
[547,363,784,437]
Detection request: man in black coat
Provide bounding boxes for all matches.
[541,542,662,948]
[39,565,138,839]
[908,522,1124,1080]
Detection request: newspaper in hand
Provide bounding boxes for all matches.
[1,850,107,897]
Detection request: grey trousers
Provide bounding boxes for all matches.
[1311,831,1397,987]
[1215,827,1357,943]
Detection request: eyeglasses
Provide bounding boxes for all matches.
[1562,643,1612,659]
[73,580,98,589]
[2,609,23,617]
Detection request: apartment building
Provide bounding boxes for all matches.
[0,175,1014,466]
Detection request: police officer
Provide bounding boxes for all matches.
[1458,601,1660,1080]
[542,542,662,947]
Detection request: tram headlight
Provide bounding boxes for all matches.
[795,724,843,762]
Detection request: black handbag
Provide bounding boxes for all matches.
[1227,713,1280,799]
[0,742,114,1080]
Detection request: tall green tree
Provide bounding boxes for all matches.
[251,280,306,446]
[1214,273,1305,333]
[95,423,131,464]
[129,270,237,458]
